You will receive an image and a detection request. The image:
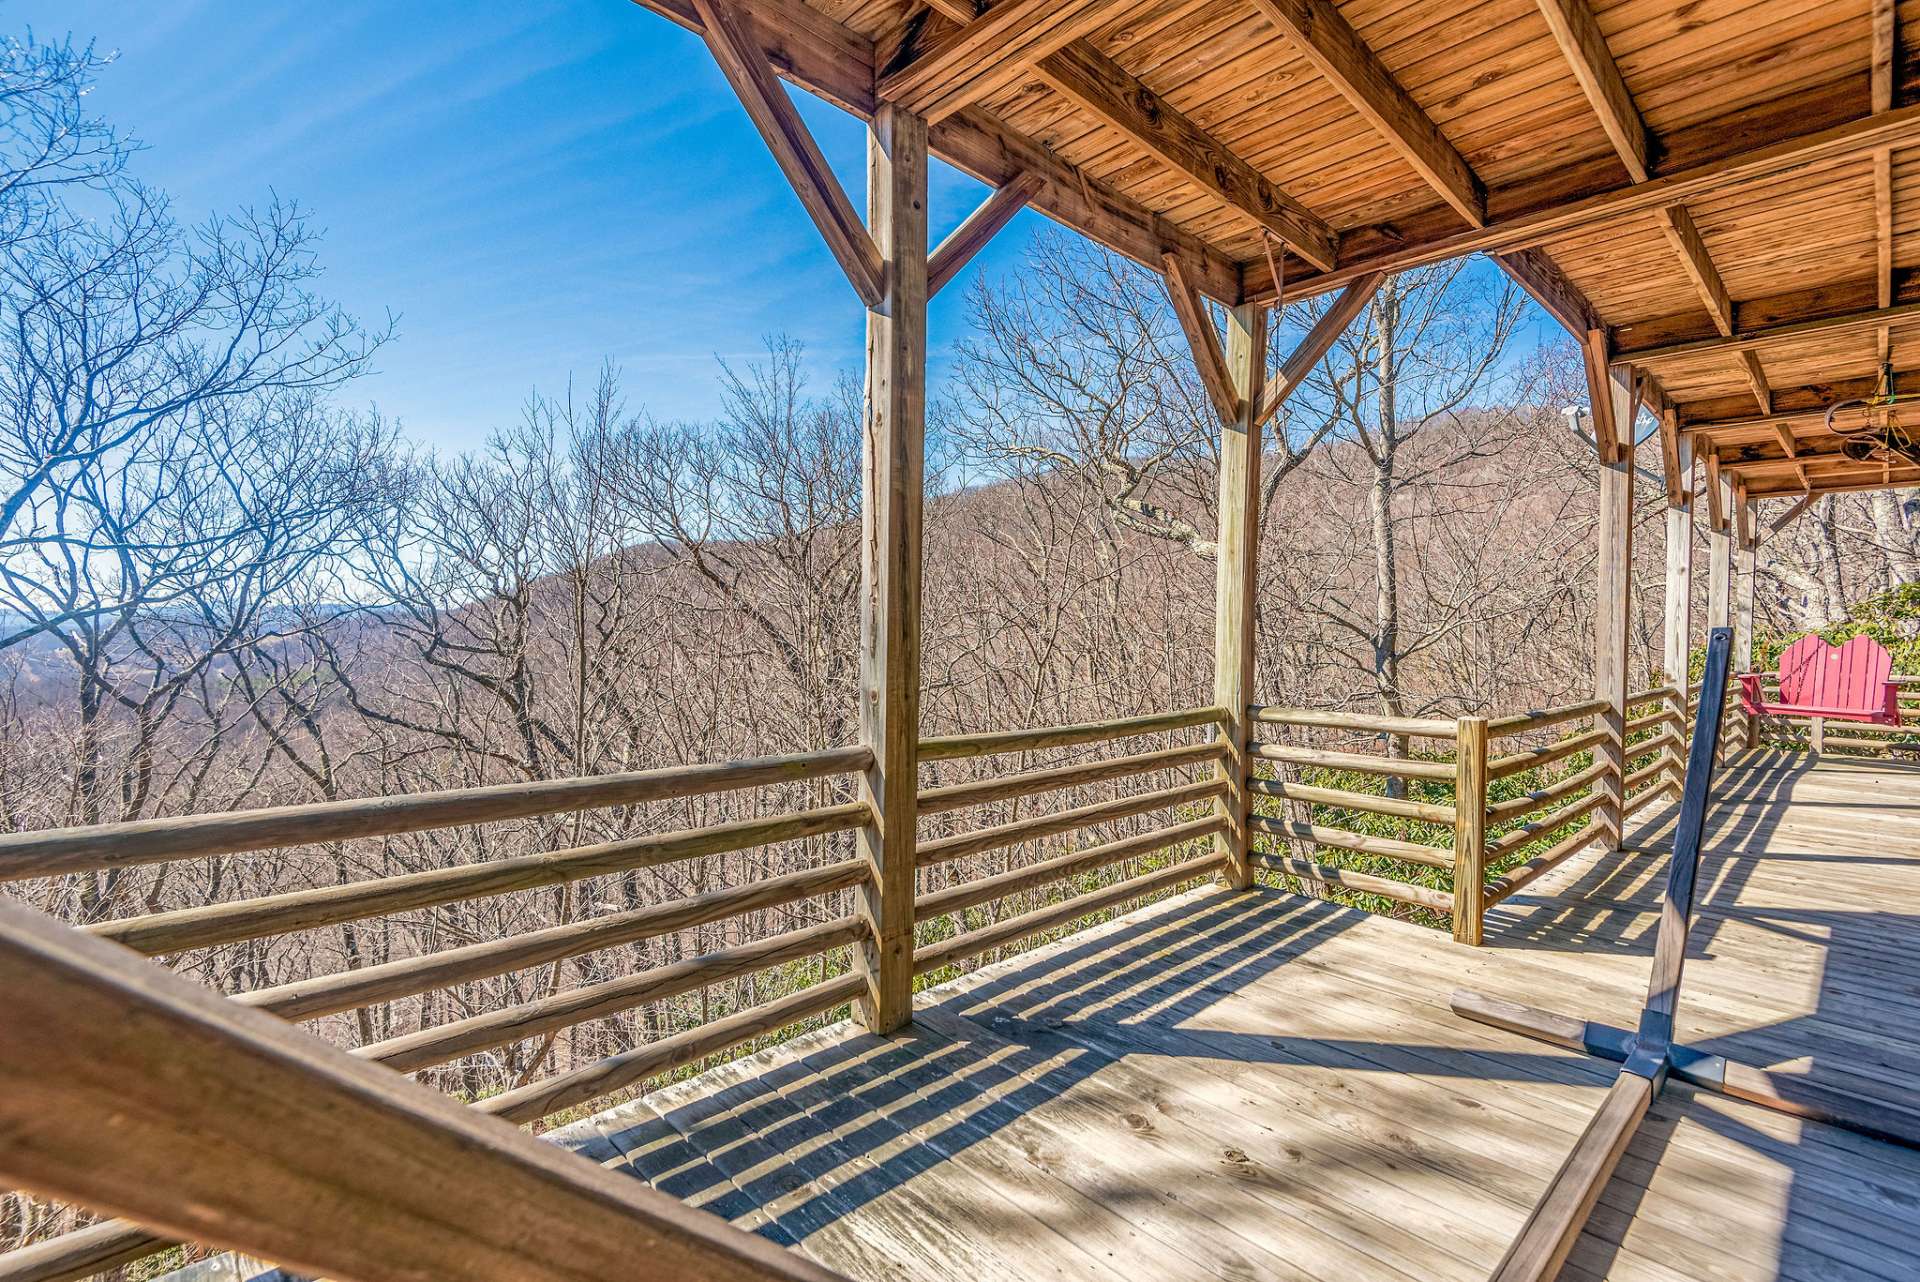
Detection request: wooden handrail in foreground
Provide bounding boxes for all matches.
[0,746,873,882]
[0,899,848,1282]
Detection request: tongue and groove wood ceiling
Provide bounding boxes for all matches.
[636,0,1920,499]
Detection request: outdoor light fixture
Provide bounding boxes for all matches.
[1827,364,1920,467]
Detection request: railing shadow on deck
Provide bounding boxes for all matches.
[1474,751,1815,957]
[1479,748,1920,1279]
[594,887,1625,1252]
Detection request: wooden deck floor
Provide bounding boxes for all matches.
[173,751,1920,1281]
[551,750,1920,1282]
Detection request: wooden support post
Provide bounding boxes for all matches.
[1663,436,1694,790]
[1706,471,1733,760]
[1213,302,1268,891]
[1590,363,1636,851]
[1733,491,1758,754]
[1662,438,1694,687]
[854,104,927,1033]
[1452,716,1489,945]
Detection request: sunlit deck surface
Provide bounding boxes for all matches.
[556,751,1920,1282]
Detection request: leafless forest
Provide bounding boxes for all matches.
[4,26,1918,1268]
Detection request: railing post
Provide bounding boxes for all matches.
[1732,487,1757,755]
[1587,348,1636,851]
[1664,687,1687,796]
[1662,434,1693,788]
[1452,716,1489,946]
[1212,301,1268,891]
[853,103,926,1034]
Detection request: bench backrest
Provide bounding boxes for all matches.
[1776,634,1893,710]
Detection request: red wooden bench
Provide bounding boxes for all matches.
[1737,634,1901,749]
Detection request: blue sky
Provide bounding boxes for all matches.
[18,0,1029,447]
[18,2,1560,451]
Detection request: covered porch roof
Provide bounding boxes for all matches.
[635,0,1920,499]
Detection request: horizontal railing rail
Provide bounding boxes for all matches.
[1244,685,1684,946]
[1,704,1236,1282]
[0,747,873,881]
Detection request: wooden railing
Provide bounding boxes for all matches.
[0,708,1228,1282]
[1245,687,1685,946]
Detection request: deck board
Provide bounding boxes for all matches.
[569,749,1920,1281]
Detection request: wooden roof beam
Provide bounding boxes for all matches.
[627,0,1242,302]
[1676,370,1920,430]
[1704,452,1727,531]
[877,0,1127,124]
[1739,351,1772,417]
[1248,103,1920,303]
[1745,466,1920,497]
[1653,205,1733,337]
[1033,43,1338,271]
[928,170,1042,297]
[1534,0,1650,183]
[691,0,884,307]
[1256,273,1384,425]
[1493,247,1602,335]
[1875,0,1898,365]
[1619,293,1920,364]
[1248,0,1485,228]
[1657,404,1684,508]
[1583,328,1627,463]
[1164,253,1241,426]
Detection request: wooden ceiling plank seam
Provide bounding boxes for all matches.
[1653,204,1735,338]
[1246,0,1487,228]
[1532,0,1651,182]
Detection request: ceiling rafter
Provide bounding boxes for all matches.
[1031,42,1338,270]
[690,0,884,307]
[876,0,1127,124]
[627,0,1244,301]
[1246,104,1920,302]
[1653,205,1733,338]
[1248,0,1485,228]
[1534,0,1650,182]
